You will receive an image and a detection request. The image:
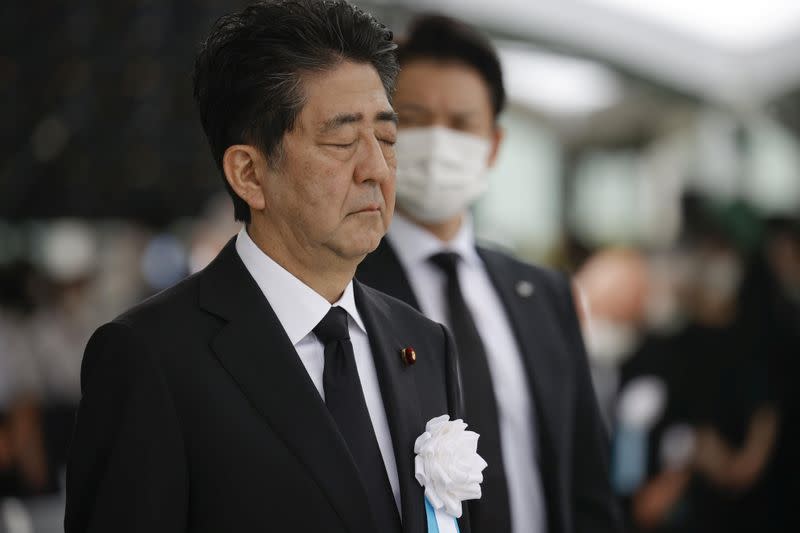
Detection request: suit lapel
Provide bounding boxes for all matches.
[475,248,570,484]
[199,241,374,533]
[354,281,427,533]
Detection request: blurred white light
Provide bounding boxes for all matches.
[37,220,97,282]
[474,110,562,255]
[498,45,622,115]
[617,375,667,430]
[744,116,800,213]
[0,498,34,533]
[571,152,640,244]
[585,0,800,51]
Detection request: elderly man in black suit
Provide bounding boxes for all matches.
[357,15,622,533]
[64,2,473,532]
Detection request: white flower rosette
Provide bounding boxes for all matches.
[414,414,487,518]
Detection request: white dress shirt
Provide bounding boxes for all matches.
[235,228,401,512]
[387,214,546,533]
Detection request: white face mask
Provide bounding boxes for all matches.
[394,126,492,223]
[582,318,638,366]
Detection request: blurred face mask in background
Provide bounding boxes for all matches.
[394,126,491,223]
[582,317,638,366]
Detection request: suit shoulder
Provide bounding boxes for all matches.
[82,272,211,388]
[477,245,579,328]
[477,245,571,299]
[112,270,204,333]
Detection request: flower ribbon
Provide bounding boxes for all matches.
[425,496,460,533]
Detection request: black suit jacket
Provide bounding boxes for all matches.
[357,239,622,533]
[65,240,467,533]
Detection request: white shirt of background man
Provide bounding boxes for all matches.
[387,213,546,533]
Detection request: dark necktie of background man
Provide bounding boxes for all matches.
[429,252,512,532]
[313,307,402,533]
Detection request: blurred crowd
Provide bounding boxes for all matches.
[1,192,798,533]
[0,196,239,530]
[576,196,800,533]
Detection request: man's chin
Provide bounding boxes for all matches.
[362,234,384,255]
[332,231,385,263]
[356,234,384,257]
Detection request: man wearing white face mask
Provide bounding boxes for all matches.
[357,14,621,533]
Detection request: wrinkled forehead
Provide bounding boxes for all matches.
[296,61,396,133]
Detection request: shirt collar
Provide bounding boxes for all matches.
[386,212,481,271]
[235,227,365,345]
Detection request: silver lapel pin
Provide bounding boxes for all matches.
[515,280,535,297]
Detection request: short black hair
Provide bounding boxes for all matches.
[193,0,398,223]
[397,14,505,119]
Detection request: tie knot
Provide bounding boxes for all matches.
[428,251,460,277]
[313,306,350,344]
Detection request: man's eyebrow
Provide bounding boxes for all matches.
[320,110,398,134]
[320,113,363,133]
[376,110,399,125]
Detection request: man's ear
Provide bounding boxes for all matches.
[487,126,505,168]
[222,144,267,212]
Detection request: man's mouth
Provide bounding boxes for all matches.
[353,204,381,214]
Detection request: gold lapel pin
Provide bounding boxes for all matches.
[400,346,417,366]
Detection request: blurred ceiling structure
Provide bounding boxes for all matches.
[5,0,800,223]
[363,0,800,250]
[390,0,800,109]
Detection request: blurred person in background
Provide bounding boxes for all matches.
[575,248,651,429]
[66,2,469,533]
[739,216,800,532]
[620,201,780,533]
[357,14,621,533]
[27,221,105,492]
[1,221,105,501]
[0,261,48,497]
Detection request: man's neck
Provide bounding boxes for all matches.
[246,224,355,304]
[398,209,464,243]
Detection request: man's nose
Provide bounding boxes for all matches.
[354,135,392,184]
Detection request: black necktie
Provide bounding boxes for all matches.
[314,307,401,533]
[429,252,512,532]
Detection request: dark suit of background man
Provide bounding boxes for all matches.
[357,15,622,533]
[64,2,467,532]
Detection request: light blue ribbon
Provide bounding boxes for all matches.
[424,497,461,533]
[611,424,648,494]
[425,498,440,533]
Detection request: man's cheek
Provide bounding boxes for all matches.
[383,178,396,200]
[383,183,396,220]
